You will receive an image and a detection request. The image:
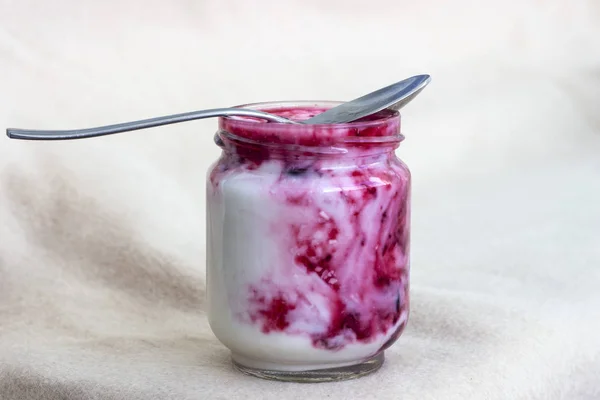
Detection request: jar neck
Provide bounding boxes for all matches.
[215,101,403,166]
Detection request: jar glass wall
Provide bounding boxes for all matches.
[206,101,411,382]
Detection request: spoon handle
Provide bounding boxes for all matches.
[6,108,294,141]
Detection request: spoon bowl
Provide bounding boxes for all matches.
[302,74,430,125]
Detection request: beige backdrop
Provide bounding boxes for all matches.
[1,1,600,399]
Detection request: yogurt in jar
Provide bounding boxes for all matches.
[206,101,410,380]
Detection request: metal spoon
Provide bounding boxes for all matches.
[6,74,430,141]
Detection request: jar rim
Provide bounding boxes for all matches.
[223,100,401,129]
[218,101,404,148]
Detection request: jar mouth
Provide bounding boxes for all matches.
[226,100,400,127]
[218,101,403,149]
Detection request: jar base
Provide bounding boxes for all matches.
[232,352,385,383]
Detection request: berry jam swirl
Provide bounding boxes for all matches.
[207,102,410,359]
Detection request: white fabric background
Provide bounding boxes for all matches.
[0,1,599,399]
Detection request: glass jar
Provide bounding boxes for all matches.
[206,101,411,382]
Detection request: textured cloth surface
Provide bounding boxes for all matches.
[1,1,600,399]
